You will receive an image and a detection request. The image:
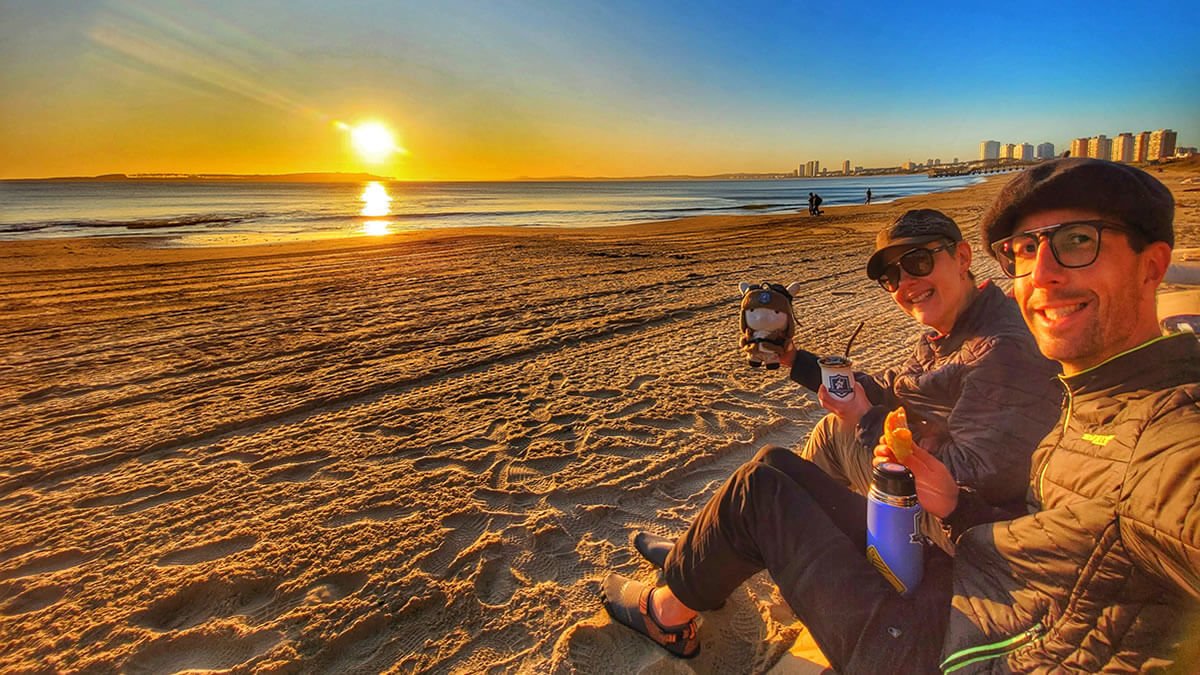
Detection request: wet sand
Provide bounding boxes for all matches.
[2,162,1197,673]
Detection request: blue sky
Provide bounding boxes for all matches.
[1,0,1196,179]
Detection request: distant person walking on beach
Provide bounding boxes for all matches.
[866,188,872,204]
[806,192,816,216]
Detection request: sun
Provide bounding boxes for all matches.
[347,122,401,163]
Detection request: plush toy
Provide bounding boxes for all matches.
[739,281,802,369]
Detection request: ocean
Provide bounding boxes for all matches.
[0,174,983,245]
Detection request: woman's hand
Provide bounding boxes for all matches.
[817,378,871,426]
[873,437,959,519]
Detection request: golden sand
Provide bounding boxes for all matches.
[2,164,1196,673]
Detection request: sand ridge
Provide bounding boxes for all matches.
[1,165,1197,673]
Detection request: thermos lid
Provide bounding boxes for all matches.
[872,462,916,497]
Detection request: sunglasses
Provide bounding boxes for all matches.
[990,220,1129,278]
[874,242,954,292]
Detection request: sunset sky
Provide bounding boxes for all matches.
[1,0,1197,181]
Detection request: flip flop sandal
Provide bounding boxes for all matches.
[633,531,672,568]
[601,573,700,659]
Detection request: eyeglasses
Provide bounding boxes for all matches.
[874,243,954,292]
[990,220,1129,278]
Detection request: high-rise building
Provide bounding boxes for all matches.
[1070,138,1090,158]
[797,164,806,177]
[1018,143,1034,161]
[842,159,851,175]
[1111,133,1134,163]
[1133,132,1151,163]
[805,160,820,177]
[1149,129,1177,161]
[980,140,1000,160]
[1088,135,1111,161]
[1036,142,1055,160]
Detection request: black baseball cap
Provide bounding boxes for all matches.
[866,209,963,280]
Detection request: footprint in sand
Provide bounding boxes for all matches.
[0,542,40,564]
[604,398,656,420]
[122,625,282,674]
[0,584,66,615]
[299,571,368,605]
[323,504,416,528]
[0,548,95,581]
[156,535,258,567]
[627,374,659,390]
[132,573,279,631]
[116,484,216,515]
[309,611,389,671]
[198,450,261,466]
[74,486,162,510]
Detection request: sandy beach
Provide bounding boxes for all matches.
[2,163,1197,673]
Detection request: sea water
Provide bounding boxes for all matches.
[0,174,982,245]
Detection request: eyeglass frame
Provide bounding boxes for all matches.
[873,240,957,292]
[988,220,1134,279]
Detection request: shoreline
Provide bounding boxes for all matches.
[1,165,1196,672]
[0,175,1001,273]
[0,173,987,249]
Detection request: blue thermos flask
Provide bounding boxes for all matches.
[866,462,924,596]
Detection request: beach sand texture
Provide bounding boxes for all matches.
[2,164,1197,673]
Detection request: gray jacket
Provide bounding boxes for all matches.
[792,281,1062,508]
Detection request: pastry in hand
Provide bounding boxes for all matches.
[884,408,914,461]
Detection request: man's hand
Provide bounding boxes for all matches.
[817,378,871,426]
[873,437,959,518]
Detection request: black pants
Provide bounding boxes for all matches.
[661,446,952,674]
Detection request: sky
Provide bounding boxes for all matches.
[1,0,1197,180]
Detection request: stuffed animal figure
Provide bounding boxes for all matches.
[739,281,802,369]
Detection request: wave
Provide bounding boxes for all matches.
[1,213,269,232]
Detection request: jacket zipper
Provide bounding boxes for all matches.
[1036,382,1073,503]
[940,622,1046,673]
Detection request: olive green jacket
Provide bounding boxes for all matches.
[942,333,1200,672]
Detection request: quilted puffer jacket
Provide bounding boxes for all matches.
[792,281,1063,507]
[942,333,1200,672]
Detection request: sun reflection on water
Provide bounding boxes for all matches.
[360,181,392,235]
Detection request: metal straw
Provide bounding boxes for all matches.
[844,320,865,358]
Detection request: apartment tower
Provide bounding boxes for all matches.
[1149,129,1177,161]
[1133,132,1151,162]
[1111,133,1134,163]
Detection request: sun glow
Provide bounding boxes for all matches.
[348,122,401,163]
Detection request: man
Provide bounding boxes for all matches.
[635,210,1061,563]
[601,158,1199,671]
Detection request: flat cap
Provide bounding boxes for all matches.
[866,209,963,280]
[980,158,1175,254]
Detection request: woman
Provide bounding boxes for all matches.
[632,209,1061,567]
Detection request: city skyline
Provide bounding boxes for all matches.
[1,0,1197,181]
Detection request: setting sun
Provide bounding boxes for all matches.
[349,122,401,163]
